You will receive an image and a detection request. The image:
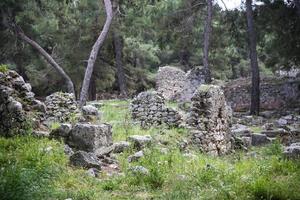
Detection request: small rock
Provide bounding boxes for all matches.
[127,135,152,149]
[86,168,100,178]
[283,143,300,159]
[32,130,50,138]
[251,133,270,146]
[129,166,149,175]
[64,144,74,156]
[70,151,101,169]
[82,105,99,116]
[112,141,131,153]
[7,99,22,112]
[128,150,144,163]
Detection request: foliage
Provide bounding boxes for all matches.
[0,64,8,73]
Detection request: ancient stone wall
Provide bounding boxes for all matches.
[130,91,181,128]
[0,70,46,136]
[156,66,206,102]
[156,66,186,100]
[224,77,300,112]
[187,85,232,156]
[45,92,79,123]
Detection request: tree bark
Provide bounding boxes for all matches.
[88,73,97,101]
[113,30,127,97]
[246,0,260,115]
[16,31,75,94]
[294,0,300,17]
[202,0,213,83]
[79,0,113,107]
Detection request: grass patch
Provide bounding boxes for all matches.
[1,100,300,199]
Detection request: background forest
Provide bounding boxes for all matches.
[0,0,299,98]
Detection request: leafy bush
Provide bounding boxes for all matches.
[0,64,8,73]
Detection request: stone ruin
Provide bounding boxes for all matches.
[130,91,181,128]
[156,66,206,102]
[224,77,300,112]
[178,67,207,102]
[0,70,46,136]
[45,92,80,123]
[187,85,232,156]
[156,66,186,100]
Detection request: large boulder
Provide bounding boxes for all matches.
[67,123,113,152]
[187,85,232,156]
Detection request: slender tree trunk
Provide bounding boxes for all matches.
[203,0,213,83]
[294,0,300,17]
[113,31,127,96]
[16,31,75,94]
[88,74,97,101]
[246,0,260,115]
[79,0,113,107]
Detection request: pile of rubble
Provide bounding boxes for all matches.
[0,70,46,136]
[187,85,232,156]
[130,91,181,128]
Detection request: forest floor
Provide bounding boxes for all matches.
[1,100,300,200]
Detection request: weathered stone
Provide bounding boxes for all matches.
[187,85,232,155]
[112,141,131,153]
[64,144,74,157]
[128,150,144,163]
[67,123,112,152]
[231,124,252,136]
[82,105,99,116]
[127,135,152,149]
[70,151,101,169]
[32,130,50,138]
[86,168,100,177]
[283,143,300,159]
[251,133,270,146]
[50,123,72,140]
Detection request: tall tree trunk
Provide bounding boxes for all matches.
[246,0,260,115]
[16,31,75,94]
[113,31,127,96]
[79,0,113,107]
[202,0,213,83]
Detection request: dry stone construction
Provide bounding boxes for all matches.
[187,85,232,156]
[156,66,206,102]
[130,91,181,128]
[0,70,46,136]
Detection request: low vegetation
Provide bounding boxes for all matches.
[0,100,299,200]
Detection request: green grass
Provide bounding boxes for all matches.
[1,100,300,200]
